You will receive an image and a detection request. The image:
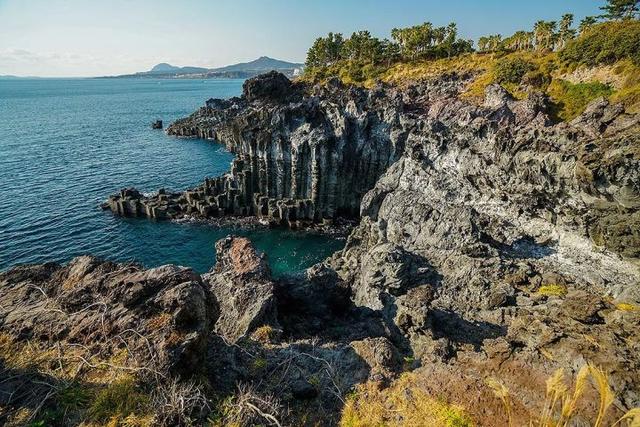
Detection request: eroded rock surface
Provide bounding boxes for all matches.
[203,236,279,342]
[0,256,218,378]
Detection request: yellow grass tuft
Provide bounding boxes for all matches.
[251,325,276,343]
[616,408,640,427]
[616,302,639,312]
[486,377,512,427]
[489,364,637,427]
[537,284,568,297]
[588,364,615,427]
[340,373,474,427]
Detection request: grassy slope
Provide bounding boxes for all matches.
[301,21,640,121]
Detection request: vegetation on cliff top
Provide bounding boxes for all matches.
[301,0,640,119]
[341,366,640,427]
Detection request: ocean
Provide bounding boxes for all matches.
[0,77,343,276]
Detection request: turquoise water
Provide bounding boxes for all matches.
[0,78,343,276]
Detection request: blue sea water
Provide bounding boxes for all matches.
[0,77,344,276]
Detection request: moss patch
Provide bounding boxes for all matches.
[537,284,568,297]
[548,80,613,121]
[88,376,151,423]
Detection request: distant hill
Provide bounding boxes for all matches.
[110,56,303,79]
[147,63,209,75]
[210,56,303,74]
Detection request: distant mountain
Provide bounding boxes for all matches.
[108,56,303,79]
[210,56,303,73]
[145,63,209,75]
[149,63,179,73]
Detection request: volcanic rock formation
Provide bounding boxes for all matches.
[10,71,640,425]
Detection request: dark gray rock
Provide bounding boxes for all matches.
[0,256,218,377]
[202,236,279,342]
[242,70,294,102]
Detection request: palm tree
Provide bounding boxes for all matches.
[478,36,489,52]
[558,14,576,49]
[534,21,556,51]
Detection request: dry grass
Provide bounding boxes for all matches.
[340,373,473,427]
[381,53,491,86]
[209,384,284,427]
[487,364,639,427]
[251,325,276,343]
[146,312,172,330]
[0,333,157,426]
[304,48,640,121]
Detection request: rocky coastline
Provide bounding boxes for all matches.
[3,71,640,425]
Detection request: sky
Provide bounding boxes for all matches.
[0,0,605,77]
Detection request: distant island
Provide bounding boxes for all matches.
[106,56,304,79]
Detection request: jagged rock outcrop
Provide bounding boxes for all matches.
[323,77,640,422]
[106,72,639,262]
[203,236,279,342]
[102,73,640,423]
[0,256,218,377]
[0,238,400,426]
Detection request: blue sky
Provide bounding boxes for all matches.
[0,0,604,77]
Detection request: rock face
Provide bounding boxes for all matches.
[323,76,640,422]
[107,72,639,261]
[105,72,404,226]
[0,256,218,377]
[203,236,279,342]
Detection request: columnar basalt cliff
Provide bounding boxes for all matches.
[105,71,405,226]
[5,71,640,425]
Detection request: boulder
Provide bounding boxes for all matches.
[484,83,513,108]
[203,236,279,342]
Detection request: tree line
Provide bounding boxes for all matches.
[478,0,638,53]
[305,0,639,69]
[305,23,473,68]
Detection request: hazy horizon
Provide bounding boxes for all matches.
[1,0,604,78]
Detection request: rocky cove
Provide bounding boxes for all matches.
[2,71,640,426]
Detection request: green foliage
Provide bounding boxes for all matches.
[88,376,150,422]
[549,80,613,121]
[341,31,383,63]
[533,20,558,51]
[306,32,345,68]
[478,34,503,52]
[391,22,473,60]
[58,382,91,412]
[559,20,640,66]
[599,0,640,20]
[304,21,473,73]
[494,57,536,84]
[251,357,267,371]
[579,16,599,35]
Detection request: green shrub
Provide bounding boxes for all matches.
[548,80,613,121]
[494,57,536,84]
[559,20,640,67]
[88,376,150,422]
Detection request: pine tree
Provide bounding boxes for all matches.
[600,0,640,20]
[579,16,599,34]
